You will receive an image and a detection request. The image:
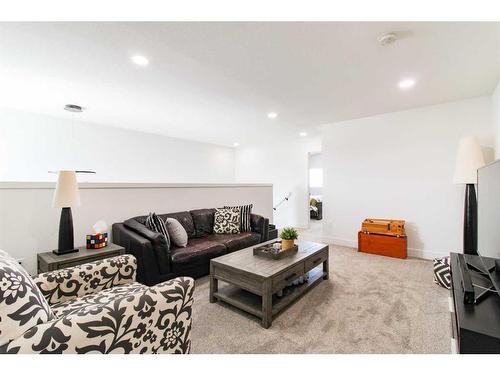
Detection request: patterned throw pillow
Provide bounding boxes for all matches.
[224,204,252,232]
[213,208,241,234]
[145,212,171,250]
[433,256,451,289]
[0,250,55,347]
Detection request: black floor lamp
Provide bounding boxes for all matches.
[453,136,485,255]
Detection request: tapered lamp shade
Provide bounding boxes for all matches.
[52,171,81,208]
[453,136,485,184]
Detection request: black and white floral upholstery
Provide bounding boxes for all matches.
[0,251,194,354]
[33,255,137,305]
[0,250,54,348]
[213,207,240,234]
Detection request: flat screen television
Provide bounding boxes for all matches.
[478,159,500,260]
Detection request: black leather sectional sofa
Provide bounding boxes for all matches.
[113,208,269,286]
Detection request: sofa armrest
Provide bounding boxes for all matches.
[33,255,137,306]
[124,219,163,244]
[113,222,168,286]
[1,277,194,354]
[250,213,269,242]
[124,219,170,272]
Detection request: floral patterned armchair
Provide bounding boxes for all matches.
[0,250,194,354]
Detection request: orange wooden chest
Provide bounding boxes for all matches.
[358,231,407,259]
[361,218,405,237]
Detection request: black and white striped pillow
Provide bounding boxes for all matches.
[145,212,171,249]
[224,204,252,232]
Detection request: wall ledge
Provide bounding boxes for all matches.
[0,182,273,190]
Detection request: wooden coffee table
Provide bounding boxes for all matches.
[209,240,329,328]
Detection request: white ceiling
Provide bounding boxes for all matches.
[0,22,499,146]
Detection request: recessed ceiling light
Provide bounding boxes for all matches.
[131,55,149,66]
[299,132,308,137]
[233,142,240,147]
[398,79,416,89]
[267,112,278,119]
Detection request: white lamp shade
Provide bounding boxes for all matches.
[52,171,81,208]
[453,136,485,184]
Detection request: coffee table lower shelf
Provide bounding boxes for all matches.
[212,267,326,324]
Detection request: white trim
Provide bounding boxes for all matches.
[451,338,458,354]
[448,296,454,313]
[321,235,448,260]
[407,247,448,260]
[0,182,273,190]
[321,236,357,248]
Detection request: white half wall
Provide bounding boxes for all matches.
[0,182,273,274]
[234,137,321,229]
[321,96,495,259]
[0,107,235,183]
[493,80,500,157]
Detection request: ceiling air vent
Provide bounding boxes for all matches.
[64,104,84,113]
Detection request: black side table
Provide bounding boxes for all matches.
[37,243,126,273]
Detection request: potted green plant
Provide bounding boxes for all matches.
[280,227,299,250]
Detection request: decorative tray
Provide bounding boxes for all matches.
[253,241,298,260]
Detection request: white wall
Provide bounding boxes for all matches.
[321,96,495,259]
[493,80,500,158]
[0,182,273,274]
[309,153,322,169]
[235,137,321,229]
[0,107,235,183]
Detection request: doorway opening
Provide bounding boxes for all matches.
[308,152,323,231]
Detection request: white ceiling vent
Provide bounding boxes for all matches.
[64,104,84,113]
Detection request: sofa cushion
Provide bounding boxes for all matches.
[190,208,215,237]
[206,232,261,253]
[213,207,240,234]
[159,212,196,238]
[0,250,55,347]
[166,218,188,248]
[170,238,226,265]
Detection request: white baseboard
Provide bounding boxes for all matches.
[450,338,458,354]
[323,236,357,248]
[321,235,447,260]
[407,248,446,260]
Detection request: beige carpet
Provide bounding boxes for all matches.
[190,245,451,353]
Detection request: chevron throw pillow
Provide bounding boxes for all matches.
[433,256,451,289]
